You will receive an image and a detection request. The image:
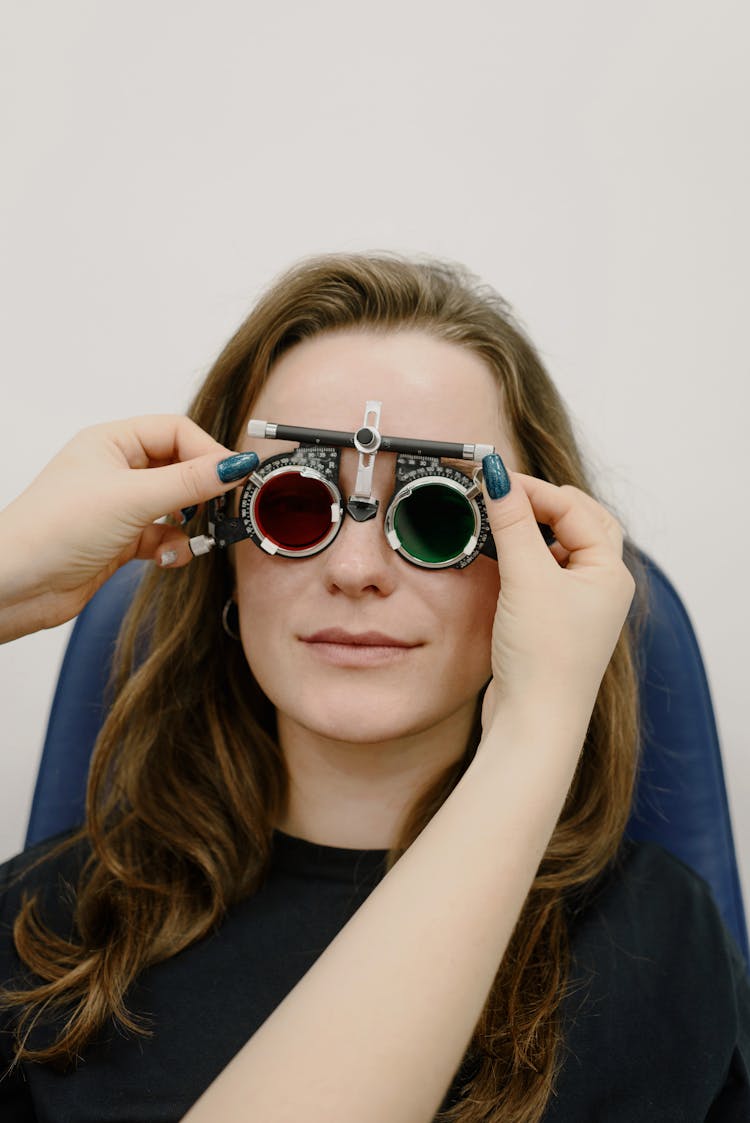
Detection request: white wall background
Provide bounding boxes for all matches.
[1,1,748,909]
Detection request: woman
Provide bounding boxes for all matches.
[0,253,747,1122]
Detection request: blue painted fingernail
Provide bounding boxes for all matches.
[482,453,511,500]
[180,505,198,523]
[216,451,259,483]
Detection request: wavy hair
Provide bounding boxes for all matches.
[1,252,649,1122]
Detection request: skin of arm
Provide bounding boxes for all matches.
[0,505,60,642]
[182,704,590,1123]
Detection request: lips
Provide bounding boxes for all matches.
[299,627,421,668]
[301,628,418,647]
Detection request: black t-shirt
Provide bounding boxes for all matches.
[1,828,749,1121]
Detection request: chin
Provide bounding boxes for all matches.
[301,710,427,746]
[284,689,441,745]
[257,669,483,748]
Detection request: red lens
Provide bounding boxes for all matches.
[255,472,334,550]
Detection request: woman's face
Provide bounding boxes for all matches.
[231,329,521,747]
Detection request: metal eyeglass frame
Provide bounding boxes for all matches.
[189,400,556,569]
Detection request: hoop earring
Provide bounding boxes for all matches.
[222,597,241,641]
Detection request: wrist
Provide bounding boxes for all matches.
[0,501,49,607]
[478,698,593,763]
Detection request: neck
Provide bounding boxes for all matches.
[273,701,478,850]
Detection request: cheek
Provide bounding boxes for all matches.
[232,564,294,706]
[232,548,290,654]
[448,562,500,661]
[232,549,325,695]
[453,561,500,673]
[460,558,499,622]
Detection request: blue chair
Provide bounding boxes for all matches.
[25,551,750,967]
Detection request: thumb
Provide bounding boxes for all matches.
[129,450,260,525]
[481,454,556,583]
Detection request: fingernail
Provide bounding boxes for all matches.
[159,549,178,567]
[216,451,260,484]
[482,453,511,500]
[180,505,198,524]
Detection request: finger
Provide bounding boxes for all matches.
[509,473,619,552]
[518,473,624,565]
[481,465,620,584]
[153,511,185,529]
[554,485,625,554]
[100,414,235,470]
[511,474,623,565]
[120,448,260,526]
[162,506,199,527]
[481,678,497,731]
[549,540,571,568]
[134,523,194,568]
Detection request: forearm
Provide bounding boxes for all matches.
[0,500,113,643]
[0,504,48,642]
[0,501,75,642]
[0,597,52,644]
[183,708,589,1123]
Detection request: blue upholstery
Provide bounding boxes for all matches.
[25,551,750,967]
[25,561,146,847]
[624,554,749,965]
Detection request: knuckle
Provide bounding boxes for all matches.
[603,507,624,533]
[77,421,106,441]
[177,460,203,506]
[559,485,625,538]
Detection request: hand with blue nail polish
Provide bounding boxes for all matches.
[477,460,637,739]
[0,415,254,643]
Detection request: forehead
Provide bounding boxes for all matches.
[243,329,513,457]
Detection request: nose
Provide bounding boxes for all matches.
[320,500,400,597]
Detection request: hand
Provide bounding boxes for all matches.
[479,460,636,736]
[0,415,255,642]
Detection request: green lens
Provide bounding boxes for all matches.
[393,483,476,564]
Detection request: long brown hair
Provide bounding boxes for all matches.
[1,252,649,1121]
